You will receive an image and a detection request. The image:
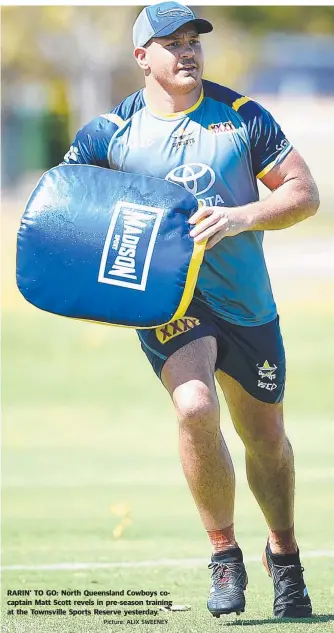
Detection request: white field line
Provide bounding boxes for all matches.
[2,551,334,572]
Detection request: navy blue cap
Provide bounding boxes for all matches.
[133,2,213,48]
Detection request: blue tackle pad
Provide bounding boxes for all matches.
[16,165,206,328]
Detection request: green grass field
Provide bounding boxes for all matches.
[1,206,334,633]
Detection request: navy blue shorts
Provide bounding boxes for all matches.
[137,297,286,404]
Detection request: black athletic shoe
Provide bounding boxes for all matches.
[207,550,248,618]
[263,542,312,618]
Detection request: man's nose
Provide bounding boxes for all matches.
[180,43,195,58]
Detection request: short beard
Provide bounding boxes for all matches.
[155,71,200,95]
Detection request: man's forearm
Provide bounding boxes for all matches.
[244,177,320,232]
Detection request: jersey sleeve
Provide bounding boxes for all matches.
[62,113,122,167]
[235,98,293,179]
[62,90,145,167]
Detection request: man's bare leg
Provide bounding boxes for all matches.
[161,336,237,552]
[215,371,312,618]
[162,337,247,617]
[216,371,296,554]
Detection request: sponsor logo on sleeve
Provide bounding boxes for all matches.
[156,316,201,343]
[276,138,290,152]
[98,202,163,291]
[64,145,79,162]
[208,121,236,134]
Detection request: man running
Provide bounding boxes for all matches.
[63,2,319,619]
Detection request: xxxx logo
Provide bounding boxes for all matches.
[156,316,200,344]
[208,121,236,134]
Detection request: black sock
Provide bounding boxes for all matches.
[268,543,300,566]
[211,546,243,563]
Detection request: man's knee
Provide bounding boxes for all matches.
[174,382,219,428]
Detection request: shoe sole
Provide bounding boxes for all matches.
[210,607,245,618]
[208,590,247,618]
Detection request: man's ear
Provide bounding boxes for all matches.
[134,47,150,71]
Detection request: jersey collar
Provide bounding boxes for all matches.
[142,87,204,120]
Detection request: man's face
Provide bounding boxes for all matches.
[142,24,204,94]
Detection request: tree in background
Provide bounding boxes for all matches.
[2,5,334,184]
[205,6,334,35]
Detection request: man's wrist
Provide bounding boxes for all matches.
[234,204,258,232]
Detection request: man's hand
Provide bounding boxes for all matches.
[189,206,251,250]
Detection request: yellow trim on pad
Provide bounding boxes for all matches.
[170,239,207,321]
[58,240,207,330]
[32,163,205,330]
[232,96,251,111]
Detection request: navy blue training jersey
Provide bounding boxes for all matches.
[63,79,292,325]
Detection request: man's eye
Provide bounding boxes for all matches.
[190,39,200,46]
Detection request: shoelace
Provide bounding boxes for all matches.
[274,564,305,580]
[273,564,306,600]
[208,562,243,587]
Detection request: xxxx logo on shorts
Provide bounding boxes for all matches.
[156,316,200,344]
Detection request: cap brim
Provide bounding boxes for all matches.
[191,18,213,35]
[153,16,213,40]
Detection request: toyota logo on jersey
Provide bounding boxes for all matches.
[166,163,215,197]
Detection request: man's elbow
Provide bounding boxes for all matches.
[304,177,320,217]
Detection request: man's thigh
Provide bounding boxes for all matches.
[136,299,218,380]
[215,316,286,405]
[216,371,284,444]
[162,335,218,398]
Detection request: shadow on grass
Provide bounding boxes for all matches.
[221,614,334,626]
